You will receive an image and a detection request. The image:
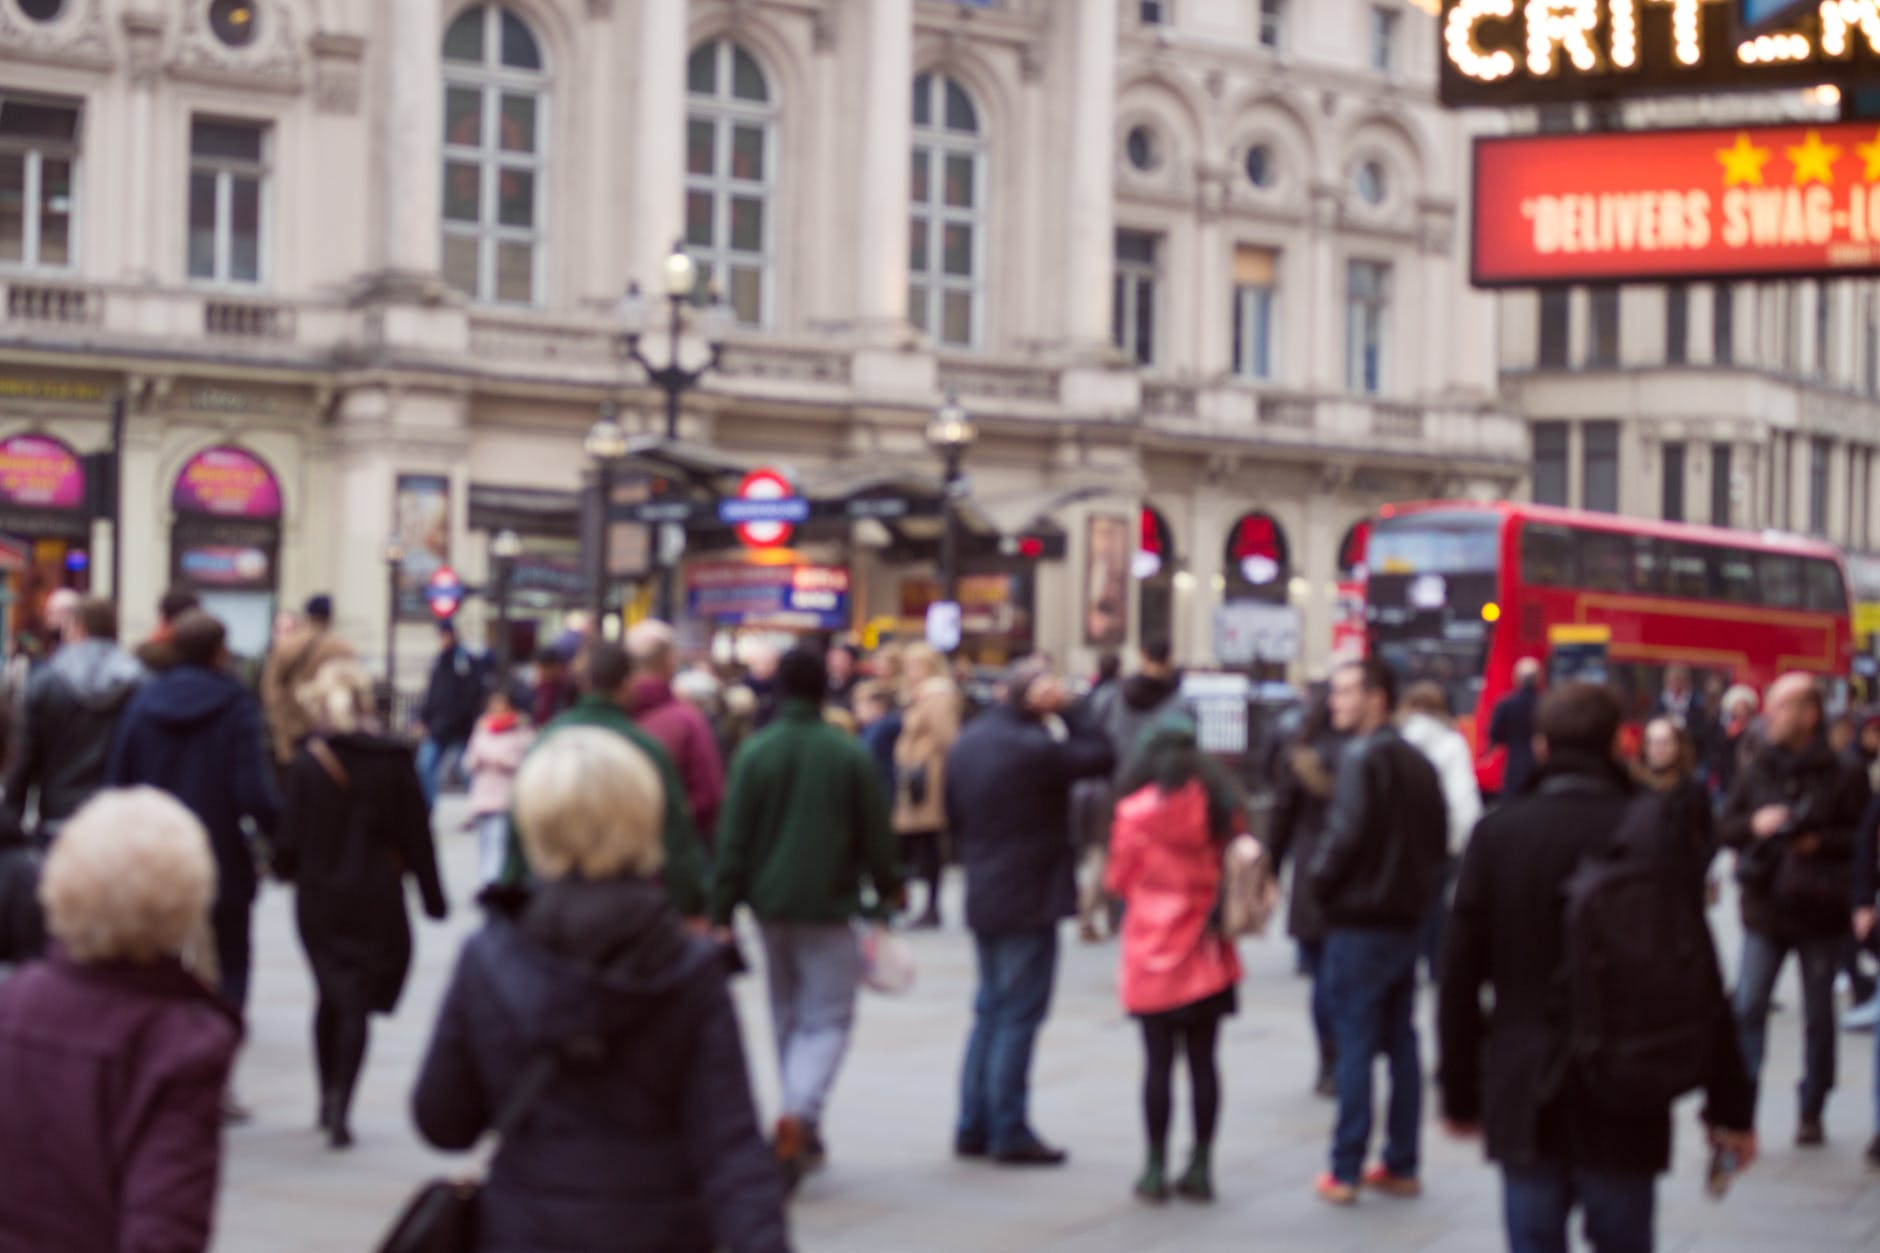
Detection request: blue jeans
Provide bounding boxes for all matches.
[415,737,466,808]
[1323,927,1422,1183]
[1503,1161,1655,1253]
[958,928,1059,1153]
[1733,930,1838,1119]
[1298,939,1335,1065]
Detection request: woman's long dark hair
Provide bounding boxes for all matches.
[1120,714,1245,841]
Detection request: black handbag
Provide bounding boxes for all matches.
[375,1052,560,1253]
[898,763,930,809]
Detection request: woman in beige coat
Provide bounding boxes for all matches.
[893,645,960,928]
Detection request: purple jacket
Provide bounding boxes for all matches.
[630,677,726,846]
[0,953,241,1253]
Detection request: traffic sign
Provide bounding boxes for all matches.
[729,468,800,549]
[426,566,466,620]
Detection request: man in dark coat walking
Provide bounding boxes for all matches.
[1488,657,1542,800]
[109,611,281,1015]
[1439,682,1757,1250]
[1719,671,1871,1145]
[946,657,1114,1165]
[416,620,490,806]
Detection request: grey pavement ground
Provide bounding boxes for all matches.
[217,797,1880,1251]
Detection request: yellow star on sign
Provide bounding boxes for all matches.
[1786,129,1841,186]
[1859,129,1880,183]
[1716,132,1773,187]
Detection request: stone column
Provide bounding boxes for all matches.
[630,0,685,290]
[1060,0,1117,356]
[381,0,442,280]
[851,0,913,338]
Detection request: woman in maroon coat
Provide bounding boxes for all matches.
[0,787,241,1252]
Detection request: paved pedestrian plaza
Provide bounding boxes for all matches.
[217,799,1880,1251]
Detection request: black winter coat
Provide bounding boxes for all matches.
[1266,730,1349,944]
[2,640,144,841]
[107,665,280,910]
[946,705,1115,937]
[1488,684,1540,797]
[1309,727,1446,930]
[412,877,789,1253]
[421,645,490,746]
[273,735,447,1013]
[1718,738,1870,940]
[1438,754,1754,1175]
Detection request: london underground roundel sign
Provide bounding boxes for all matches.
[426,566,466,620]
[725,468,803,549]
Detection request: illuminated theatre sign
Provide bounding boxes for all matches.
[1439,0,1880,106]
[1472,120,1880,283]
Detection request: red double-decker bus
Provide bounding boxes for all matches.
[1363,501,1855,792]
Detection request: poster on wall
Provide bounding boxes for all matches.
[1085,514,1129,648]
[394,474,452,621]
[172,446,282,519]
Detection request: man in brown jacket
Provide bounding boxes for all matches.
[260,594,354,765]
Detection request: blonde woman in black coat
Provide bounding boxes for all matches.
[273,658,447,1148]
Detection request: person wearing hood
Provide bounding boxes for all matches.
[413,727,789,1252]
[1398,682,1484,981]
[2,596,145,847]
[260,594,355,768]
[272,658,447,1149]
[109,611,281,1017]
[132,588,200,674]
[1104,714,1246,1206]
[627,620,726,850]
[1096,640,1190,782]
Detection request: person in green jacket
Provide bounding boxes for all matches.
[710,648,905,1192]
[499,640,709,919]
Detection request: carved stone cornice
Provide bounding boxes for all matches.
[0,0,114,70]
[167,0,305,95]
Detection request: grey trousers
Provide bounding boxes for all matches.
[758,920,862,1127]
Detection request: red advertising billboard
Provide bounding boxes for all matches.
[1473,122,1880,286]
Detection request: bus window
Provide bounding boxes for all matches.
[1758,553,1804,609]
[1580,530,1631,592]
[1712,549,1757,603]
[1520,523,1576,586]
[1665,544,1708,598]
[1630,537,1667,596]
[1804,559,1848,613]
[1369,513,1502,573]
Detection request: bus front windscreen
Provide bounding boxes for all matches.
[1366,511,1504,720]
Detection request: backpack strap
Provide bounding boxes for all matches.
[306,738,351,791]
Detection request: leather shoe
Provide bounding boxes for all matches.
[954,1135,989,1159]
[994,1140,1069,1167]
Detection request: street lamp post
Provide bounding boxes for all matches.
[926,390,978,609]
[490,528,522,685]
[382,537,404,721]
[584,409,630,630]
[619,242,732,621]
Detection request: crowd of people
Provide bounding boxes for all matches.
[1,588,1878,1250]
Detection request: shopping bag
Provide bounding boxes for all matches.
[859,922,916,995]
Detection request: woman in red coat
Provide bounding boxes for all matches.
[1105,715,1244,1206]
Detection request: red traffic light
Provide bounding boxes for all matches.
[1017,535,1045,559]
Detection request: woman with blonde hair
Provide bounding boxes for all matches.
[894,642,961,928]
[413,728,788,1251]
[273,657,446,1149]
[0,788,241,1249]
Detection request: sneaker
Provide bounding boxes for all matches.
[1796,1118,1826,1148]
[1315,1173,1358,1207]
[1362,1164,1423,1198]
[1844,997,1880,1032]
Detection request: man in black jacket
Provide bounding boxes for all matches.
[416,620,491,806]
[1488,657,1542,799]
[947,658,1113,1166]
[3,596,144,846]
[1720,671,1871,1146]
[1439,682,1757,1251]
[1309,658,1446,1205]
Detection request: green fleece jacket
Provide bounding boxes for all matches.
[710,700,904,926]
[503,693,710,916]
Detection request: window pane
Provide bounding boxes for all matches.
[187,171,217,278]
[499,94,536,154]
[729,195,762,252]
[499,10,542,70]
[441,233,479,296]
[1666,545,1708,598]
[1519,523,1576,586]
[685,190,713,246]
[687,43,717,95]
[37,156,71,266]
[1630,537,1666,595]
[941,290,973,345]
[497,166,533,227]
[732,47,767,102]
[944,79,977,134]
[1135,276,1155,364]
[1759,554,1803,608]
[495,239,534,302]
[0,154,22,263]
[942,222,972,276]
[1805,559,1847,613]
[1579,531,1630,591]
[910,151,930,202]
[731,124,764,181]
[730,265,761,325]
[686,118,715,176]
[442,8,484,63]
[908,282,929,331]
[0,99,80,142]
[229,174,259,281]
[190,119,263,162]
[943,154,974,208]
[445,87,482,147]
[911,74,932,127]
[908,215,929,271]
[1713,550,1756,603]
[442,162,480,222]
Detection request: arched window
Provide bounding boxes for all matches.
[685,40,774,328]
[909,73,984,348]
[1224,510,1291,603]
[1137,505,1176,646]
[441,4,547,305]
